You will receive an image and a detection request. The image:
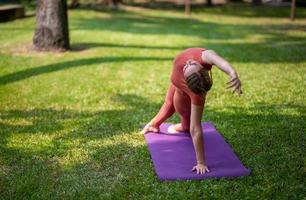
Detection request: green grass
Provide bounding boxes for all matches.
[0,3,306,199]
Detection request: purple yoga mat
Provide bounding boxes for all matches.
[144,122,251,181]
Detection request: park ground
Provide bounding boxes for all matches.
[0,3,305,199]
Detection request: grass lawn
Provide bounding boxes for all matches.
[0,3,305,199]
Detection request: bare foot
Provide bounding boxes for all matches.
[167,123,186,134]
[141,122,159,134]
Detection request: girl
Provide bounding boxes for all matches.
[142,48,242,174]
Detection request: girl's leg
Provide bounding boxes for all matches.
[173,88,191,131]
[150,82,176,128]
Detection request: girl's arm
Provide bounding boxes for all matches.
[202,50,242,96]
[190,104,210,174]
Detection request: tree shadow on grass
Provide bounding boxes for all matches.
[0,56,171,86]
[0,93,305,198]
[61,102,303,198]
[72,8,306,39]
[73,14,258,39]
[148,2,306,19]
[71,42,189,51]
[78,3,306,19]
[71,39,306,64]
[191,3,306,18]
[71,10,306,63]
[0,94,160,141]
[2,8,305,87]
[0,93,159,198]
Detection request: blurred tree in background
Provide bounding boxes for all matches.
[252,0,262,5]
[33,0,70,51]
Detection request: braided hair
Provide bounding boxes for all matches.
[185,68,212,95]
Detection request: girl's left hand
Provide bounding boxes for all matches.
[226,72,242,96]
[192,163,210,174]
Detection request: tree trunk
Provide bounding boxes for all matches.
[185,0,191,15]
[207,0,213,6]
[252,0,261,5]
[290,0,296,21]
[33,0,70,51]
[69,0,80,9]
[95,0,123,9]
[109,0,121,10]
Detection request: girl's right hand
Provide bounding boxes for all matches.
[141,122,159,134]
[192,163,210,174]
